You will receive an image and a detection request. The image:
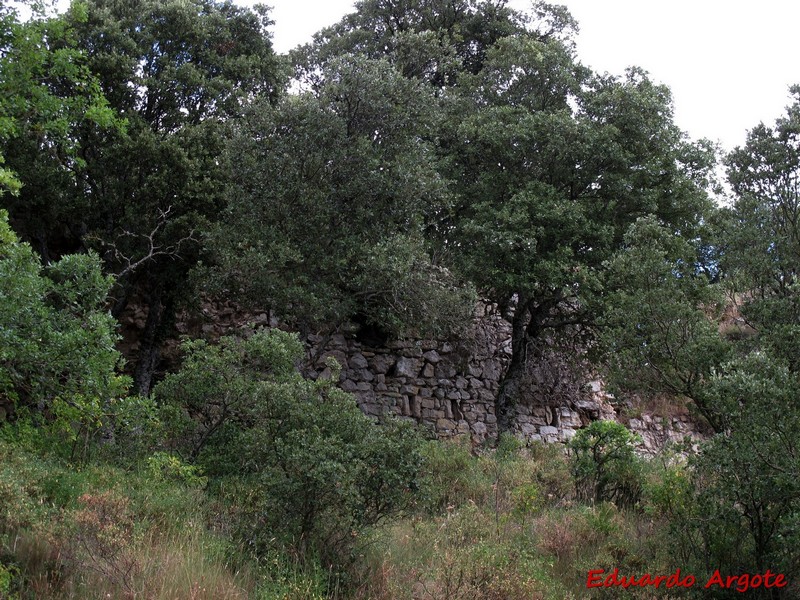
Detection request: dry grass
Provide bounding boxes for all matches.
[6,506,253,599]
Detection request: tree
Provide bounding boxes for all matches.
[287,0,714,432]
[207,54,475,339]
[0,0,120,211]
[441,42,714,431]
[76,0,282,396]
[4,0,283,395]
[694,353,800,578]
[601,217,730,430]
[723,85,800,369]
[293,0,529,89]
[602,89,800,592]
[568,420,643,507]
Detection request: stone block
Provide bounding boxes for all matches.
[560,428,577,442]
[436,418,457,431]
[340,379,358,392]
[357,369,374,382]
[370,354,395,374]
[317,350,350,370]
[395,357,421,378]
[411,396,421,418]
[350,353,368,369]
[444,401,453,419]
[467,364,483,378]
[435,361,457,379]
[482,361,501,381]
[423,350,441,364]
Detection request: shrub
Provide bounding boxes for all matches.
[419,438,494,514]
[0,210,128,454]
[568,420,643,508]
[67,490,140,596]
[155,329,426,577]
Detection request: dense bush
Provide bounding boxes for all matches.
[568,420,644,508]
[155,329,426,575]
[0,210,128,454]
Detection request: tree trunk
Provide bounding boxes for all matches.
[496,299,530,434]
[495,296,557,435]
[133,285,169,396]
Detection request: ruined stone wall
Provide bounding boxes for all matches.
[299,306,704,453]
[303,306,511,444]
[120,298,705,453]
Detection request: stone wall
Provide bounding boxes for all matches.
[303,305,511,444]
[298,306,704,453]
[119,298,705,453]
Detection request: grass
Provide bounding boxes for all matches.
[0,435,694,599]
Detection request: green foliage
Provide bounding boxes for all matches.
[146,451,207,488]
[568,420,643,507]
[0,0,121,197]
[602,87,800,595]
[0,210,128,447]
[0,439,255,598]
[723,85,800,370]
[360,438,672,600]
[602,216,731,428]
[419,437,493,513]
[294,0,528,88]
[3,0,283,396]
[0,561,18,599]
[437,22,713,429]
[685,353,800,582]
[155,329,426,575]
[209,54,474,338]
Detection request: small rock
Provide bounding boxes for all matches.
[395,357,421,378]
[350,353,369,369]
[423,350,441,364]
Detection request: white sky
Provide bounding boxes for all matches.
[252,0,800,153]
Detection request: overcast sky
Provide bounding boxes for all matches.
[252,0,800,153]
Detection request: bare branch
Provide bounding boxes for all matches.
[91,206,200,279]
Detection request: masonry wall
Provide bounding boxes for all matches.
[298,306,704,453]
[120,298,705,454]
